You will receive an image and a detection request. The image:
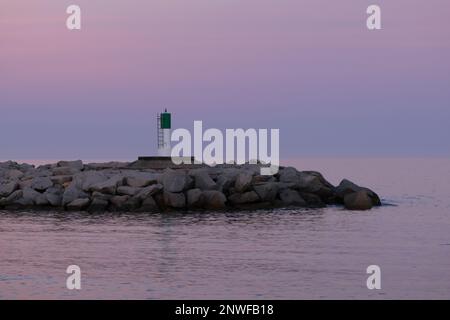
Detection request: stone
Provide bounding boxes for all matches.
[23,187,49,206]
[344,191,373,210]
[30,177,53,192]
[139,197,159,212]
[335,179,381,206]
[90,175,124,194]
[125,172,159,188]
[57,160,83,170]
[51,166,79,176]
[228,191,260,204]
[163,191,186,208]
[110,195,130,209]
[187,188,204,208]
[117,186,140,196]
[135,184,163,200]
[301,193,326,208]
[67,198,91,210]
[161,169,189,193]
[44,187,63,207]
[253,182,279,202]
[201,190,227,209]
[279,189,307,206]
[74,171,108,192]
[5,169,24,180]
[5,190,23,204]
[279,167,299,183]
[191,170,217,190]
[0,181,19,197]
[62,183,89,206]
[50,175,73,185]
[91,191,112,201]
[234,173,253,193]
[88,198,109,212]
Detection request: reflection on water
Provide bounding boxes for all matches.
[1,158,450,299]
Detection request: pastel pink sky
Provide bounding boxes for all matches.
[1,0,449,160]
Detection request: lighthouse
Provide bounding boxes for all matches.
[157,109,171,157]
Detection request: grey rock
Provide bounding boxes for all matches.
[344,191,373,210]
[45,189,63,206]
[74,171,108,192]
[5,169,24,180]
[90,175,124,194]
[136,184,163,200]
[228,191,260,204]
[191,170,217,190]
[5,190,23,204]
[23,187,49,206]
[125,172,159,188]
[279,189,307,206]
[161,169,189,193]
[110,195,130,208]
[91,191,112,201]
[31,177,53,192]
[52,166,79,176]
[117,186,140,196]
[163,191,186,208]
[67,198,91,210]
[62,184,89,206]
[0,181,19,197]
[253,182,279,202]
[279,167,299,183]
[57,160,83,170]
[234,173,253,193]
[139,197,159,212]
[88,198,109,212]
[50,175,73,185]
[335,179,381,206]
[187,188,204,208]
[201,190,227,209]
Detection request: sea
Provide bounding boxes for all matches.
[1,158,449,299]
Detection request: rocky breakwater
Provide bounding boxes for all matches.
[0,160,381,212]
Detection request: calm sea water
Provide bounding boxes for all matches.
[1,158,449,299]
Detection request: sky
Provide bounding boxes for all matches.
[1,0,449,161]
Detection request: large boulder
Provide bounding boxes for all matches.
[279,189,307,206]
[139,196,159,212]
[90,175,124,194]
[30,177,53,192]
[51,166,79,176]
[0,181,19,197]
[163,191,186,208]
[125,172,159,188]
[279,167,298,183]
[110,195,130,209]
[5,169,24,180]
[161,169,190,193]
[57,160,83,171]
[344,191,373,210]
[253,182,279,202]
[186,188,204,208]
[335,179,381,206]
[191,170,217,190]
[67,198,91,210]
[22,188,49,206]
[88,198,109,212]
[117,186,141,196]
[44,186,63,206]
[228,191,260,205]
[201,190,227,209]
[50,175,73,185]
[74,171,108,192]
[135,184,163,200]
[62,183,89,206]
[234,173,253,193]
